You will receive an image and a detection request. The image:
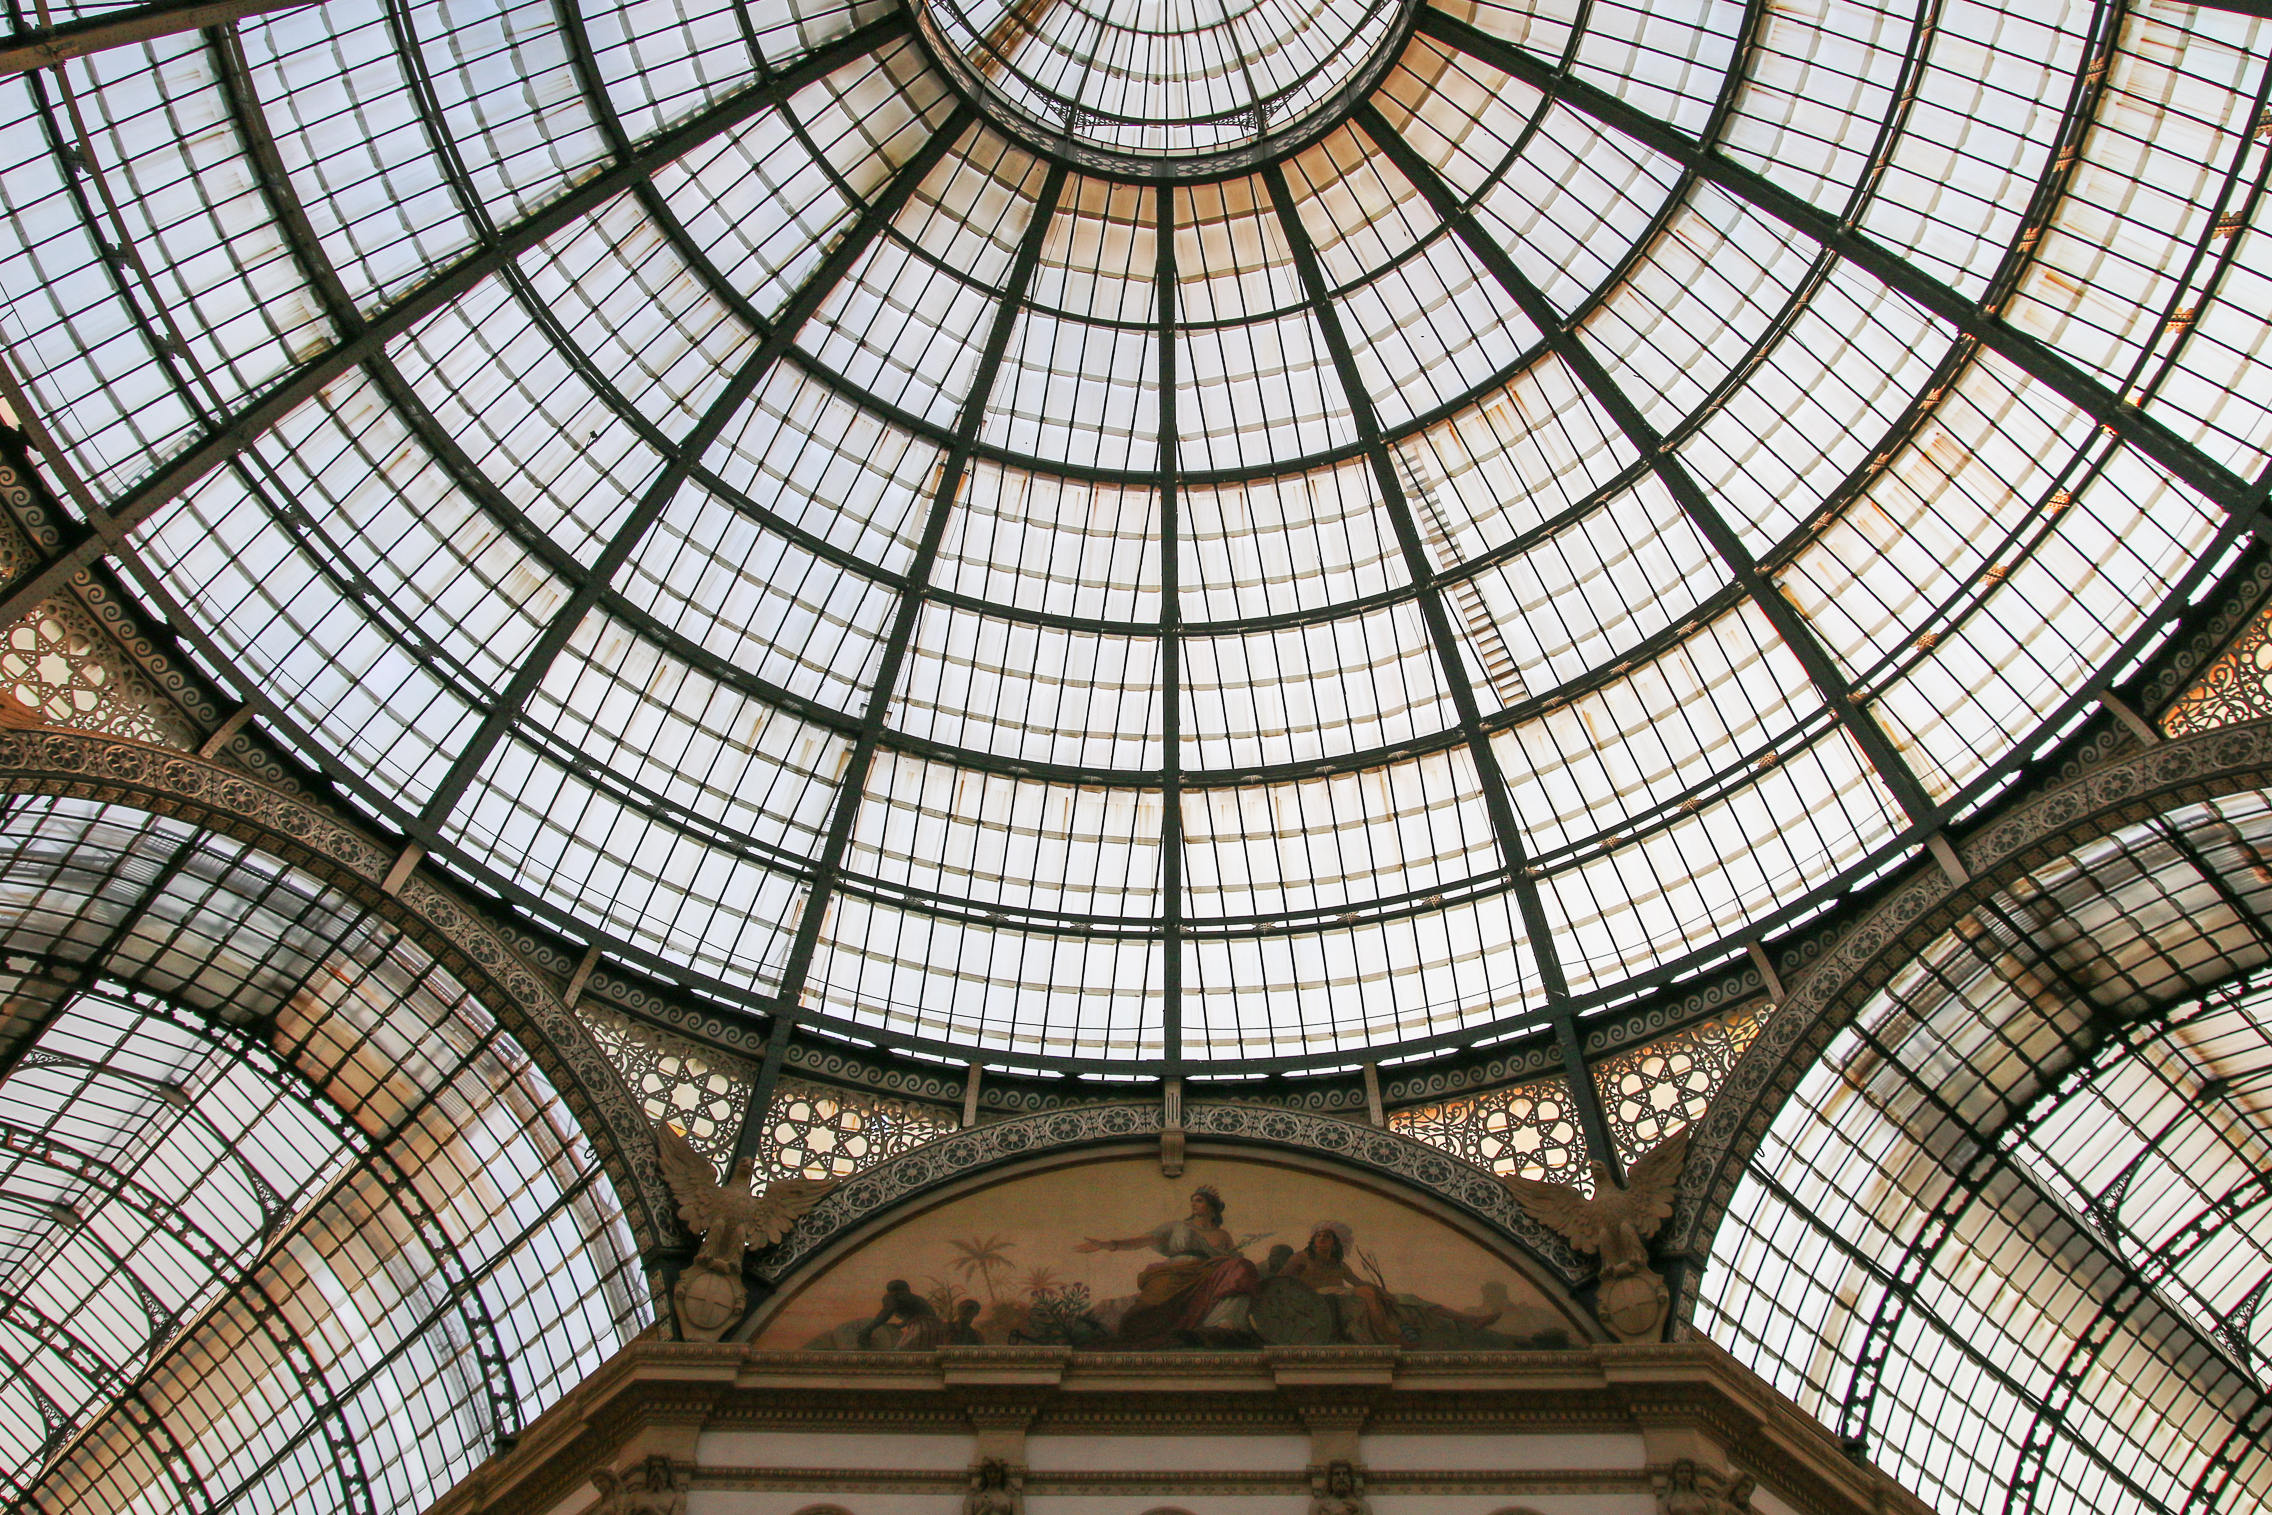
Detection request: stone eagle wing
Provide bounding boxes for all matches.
[1499,1172,1612,1254]
[654,1123,730,1238]
[1606,1124,1689,1242]
[746,1177,837,1249]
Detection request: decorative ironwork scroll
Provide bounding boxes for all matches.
[2164,599,2272,735]
[582,1002,755,1168]
[758,1076,960,1182]
[1592,1003,1767,1168]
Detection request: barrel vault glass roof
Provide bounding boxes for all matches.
[1702,791,2272,1515]
[1,0,2268,1070]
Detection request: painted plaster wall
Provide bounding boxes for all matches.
[1359,1433,1647,1470]
[1022,1436,1316,1471]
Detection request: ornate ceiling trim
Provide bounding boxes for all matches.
[1673,716,2272,1310]
[0,726,676,1250]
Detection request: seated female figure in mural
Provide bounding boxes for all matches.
[1265,1222,1400,1343]
[1075,1185,1261,1345]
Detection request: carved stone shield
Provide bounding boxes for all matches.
[674,1264,745,1342]
[1597,1270,1669,1343]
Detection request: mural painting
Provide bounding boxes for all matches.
[750,1153,1587,1351]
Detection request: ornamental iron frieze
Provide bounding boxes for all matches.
[760,1075,961,1182]
[1593,1004,1765,1169]
[0,596,200,747]
[1388,1076,1587,1183]
[2164,595,2272,736]
[583,1002,756,1168]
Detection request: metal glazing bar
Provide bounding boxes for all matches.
[1157,180,1184,1066]
[0,1339,72,1508]
[724,161,1072,1166]
[2154,816,2272,949]
[1256,159,1622,1178]
[1414,7,2272,527]
[1823,976,2265,1497]
[417,105,971,826]
[0,1289,218,1514]
[1356,102,1939,828]
[0,12,916,631]
[0,0,313,71]
[0,833,196,1086]
[1966,896,2119,1035]
[10,979,524,1458]
[2183,1391,2272,1515]
[1750,1166,2181,1515]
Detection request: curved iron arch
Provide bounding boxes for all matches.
[1680,716,2272,1266]
[0,728,674,1253]
[0,979,531,1508]
[1679,718,2272,1512]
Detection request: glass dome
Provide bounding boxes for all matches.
[0,0,2262,1072]
[914,0,1414,164]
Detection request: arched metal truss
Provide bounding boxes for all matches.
[1,0,2266,1113]
[5,8,2272,1509]
[1685,718,2272,1515]
[0,728,678,1243]
[0,777,652,1515]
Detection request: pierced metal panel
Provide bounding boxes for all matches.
[756,1074,960,1182]
[0,597,196,747]
[580,1000,755,1169]
[2166,598,2272,737]
[1388,1074,1586,1184]
[1593,1000,1766,1168]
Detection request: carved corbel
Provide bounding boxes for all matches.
[590,1453,689,1515]
[1655,1458,1759,1515]
[965,1457,1025,1515]
[1308,1459,1370,1515]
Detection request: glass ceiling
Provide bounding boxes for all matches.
[0,0,2266,1070]
[1699,791,2272,1515]
[0,797,644,1514]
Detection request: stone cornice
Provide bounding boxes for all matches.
[421,1340,1933,1515]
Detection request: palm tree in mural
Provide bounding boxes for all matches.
[1021,1265,1063,1298]
[948,1235,1016,1307]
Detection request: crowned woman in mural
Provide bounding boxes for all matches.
[1074,1184,1263,1346]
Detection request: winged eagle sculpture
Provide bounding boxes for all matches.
[1499,1125,1688,1342]
[655,1124,835,1340]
